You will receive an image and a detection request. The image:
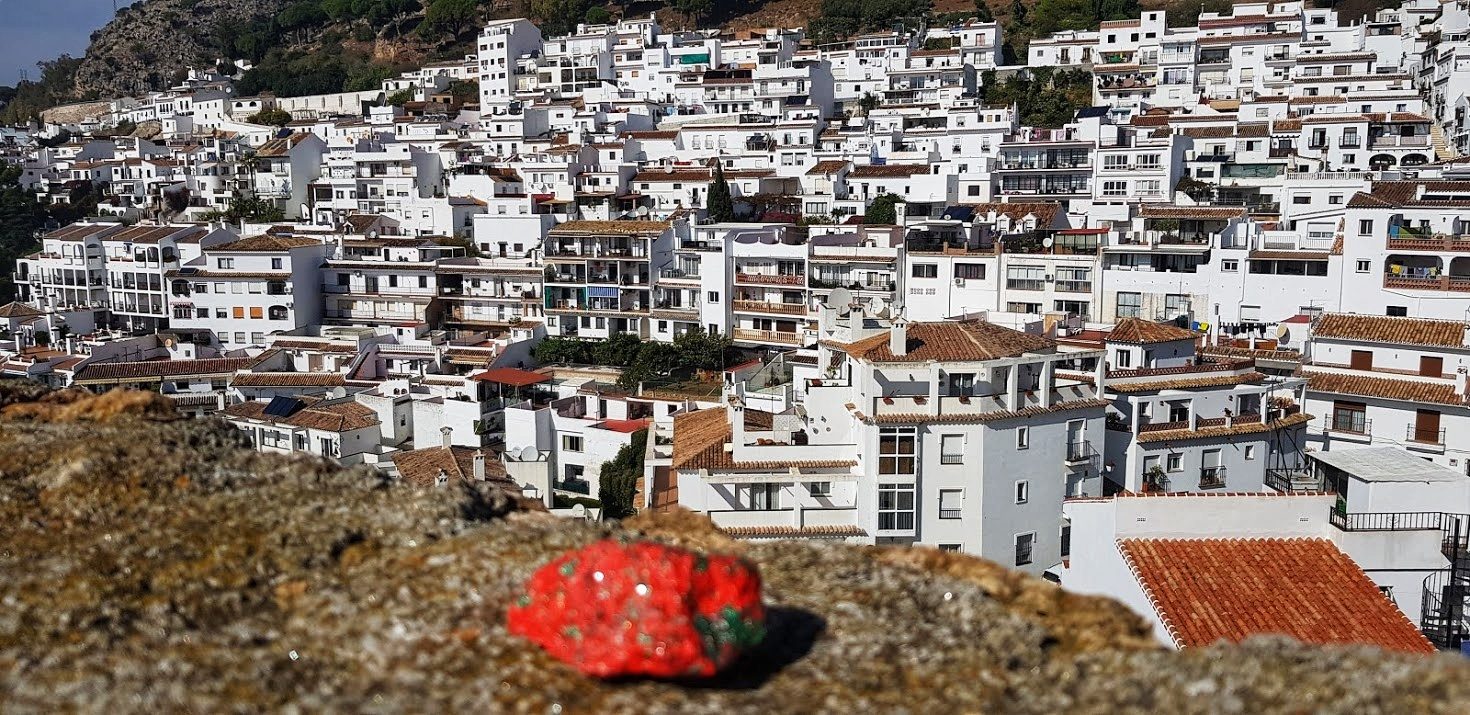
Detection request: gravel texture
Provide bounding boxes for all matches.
[1,382,1468,713]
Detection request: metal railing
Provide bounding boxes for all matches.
[1328,510,1448,533]
[1066,440,1093,463]
[1329,413,1369,435]
[1198,466,1227,490]
[1408,425,1448,445]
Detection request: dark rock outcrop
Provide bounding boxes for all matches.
[1,382,1468,712]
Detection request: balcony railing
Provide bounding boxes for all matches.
[1329,510,1449,533]
[1198,466,1227,490]
[1055,280,1092,293]
[1006,279,1045,291]
[1407,425,1447,445]
[733,328,804,345]
[1065,440,1094,464]
[1329,414,1370,435]
[1383,274,1470,292]
[734,273,804,286]
[732,300,806,316]
[1369,134,1430,147]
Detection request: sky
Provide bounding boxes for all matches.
[0,0,139,86]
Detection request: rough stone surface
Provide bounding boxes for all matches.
[2,382,1470,713]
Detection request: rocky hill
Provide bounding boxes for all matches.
[1,379,1469,712]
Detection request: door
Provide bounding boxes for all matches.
[1066,419,1085,457]
[1414,410,1442,444]
[1349,350,1373,370]
[1420,355,1444,377]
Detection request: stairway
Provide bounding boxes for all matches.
[1431,122,1459,163]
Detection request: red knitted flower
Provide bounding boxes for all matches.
[507,539,765,678]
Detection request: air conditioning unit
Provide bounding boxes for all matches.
[954,277,965,287]
[1045,274,1055,282]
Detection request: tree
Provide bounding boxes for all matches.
[706,163,735,222]
[597,428,648,519]
[865,194,902,225]
[163,188,192,215]
[857,92,881,115]
[672,0,713,25]
[584,5,611,24]
[973,0,993,22]
[247,107,293,126]
[201,193,285,224]
[386,88,414,106]
[420,0,481,36]
[0,164,46,301]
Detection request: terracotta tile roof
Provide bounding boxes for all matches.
[231,372,348,387]
[106,225,206,245]
[73,357,255,383]
[1134,412,1313,443]
[217,234,320,252]
[1118,538,1435,654]
[1305,370,1467,406]
[1196,31,1300,46]
[255,132,311,157]
[631,169,713,183]
[966,201,1063,227]
[722,524,866,539]
[1199,345,1302,363]
[1179,126,1235,139]
[0,302,43,318]
[670,408,857,470]
[620,130,678,140]
[224,397,379,432]
[806,159,850,175]
[1138,204,1245,220]
[548,220,669,235]
[849,164,931,178]
[1313,313,1467,348]
[391,445,514,489]
[1272,118,1302,131]
[1352,181,1470,208]
[1107,318,1198,345]
[1108,371,1269,393]
[836,320,1054,364]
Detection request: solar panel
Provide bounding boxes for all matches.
[263,396,302,417]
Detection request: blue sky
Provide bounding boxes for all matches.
[0,0,138,85]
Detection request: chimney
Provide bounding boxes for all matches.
[889,319,908,357]
[440,425,453,449]
[473,449,486,481]
[1457,367,1468,397]
[436,469,449,486]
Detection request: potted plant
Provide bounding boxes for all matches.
[1144,465,1169,493]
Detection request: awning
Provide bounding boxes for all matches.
[471,367,551,387]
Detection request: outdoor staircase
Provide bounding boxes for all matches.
[1421,519,1470,650]
[1431,122,1459,163]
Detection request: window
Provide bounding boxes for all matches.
[706,291,720,303]
[1114,348,1132,368]
[1222,259,1239,272]
[938,544,962,552]
[740,484,781,510]
[270,258,282,270]
[940,434,964,464]
[1014,532,1036,566]
[561,435,583,452]
[1060,525,1072,558]
[1164,294,1191,317]
[938,488,963,518]
[1166,453,1183,472]
[1244,445,1256,460]
[1014,480,1029,504]
[1356,260,1370,273]
[911,263,938,278]
[1116,292,1141,318]
[878,483,915,530]
[879,427,917,475]
[1016,426,1030,450]
[808,482,831,498]
[232,306,245,319]
[954,263,984,280]
[248,306,263,319]
[1102,180,1127,197]
[1387,305,1408,317]
[1359,219,1374,236]
[217,257,234,269]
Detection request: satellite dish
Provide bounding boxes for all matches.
[518,445,538,461]
[1042,236,1055,248]
[828,287,853,314]
[871,296,889,317]
[571,504,587,517]
[636,206,650,216]
[367,230,378,239]
[665,164,675,174]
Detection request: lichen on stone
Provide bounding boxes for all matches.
[1,381,1468,713]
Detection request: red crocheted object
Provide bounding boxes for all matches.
[507,539,765,678]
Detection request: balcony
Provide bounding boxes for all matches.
[1369,134,1430,148]
[1382,274,1470,292]
[1198,465,1227,490]
[1339,137,1363,148]
[733,328,804,345]
[1385,230,1470,252]
[1006,279,1045,291]
[659,267,701,280]
[1327,414,1371,443]
[734,272,804,286]
[1055,279,1092,293]
[1407,424,1447,446]
[732,300,806,316]
[1065,440,1095,465]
